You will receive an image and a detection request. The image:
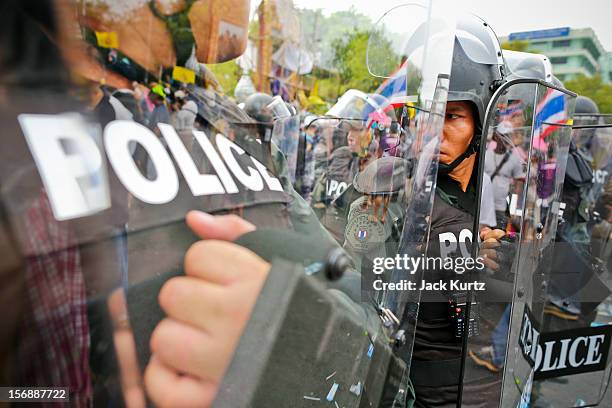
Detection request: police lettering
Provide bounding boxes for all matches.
[19,115,283,220]
[519,308,541,365]
[439,228,473,258]
[536,335,605,373]
[326,179,348,199]
[519,306,612,380]
[593,169,608,184]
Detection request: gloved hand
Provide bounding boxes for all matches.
[479,227,517,281]
[479,227,505,271]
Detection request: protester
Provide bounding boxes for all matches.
[485,122,525,229]
[148,84,170,136]
[174,90,198,131]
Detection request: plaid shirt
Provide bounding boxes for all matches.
[16,190,92,407]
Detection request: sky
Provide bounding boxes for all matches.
[252,0,612,51]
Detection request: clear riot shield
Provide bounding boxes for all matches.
[355,0,458,363]
[265,95,301,185]
[455,79,576,407]
[0,1,458,407]
[220,2,457,406]
[528,121,612,408]
[297,4,458,401]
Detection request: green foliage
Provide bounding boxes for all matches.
[501,40,531,52]
[331,30,394,94]
[564,75,612,113]
[297,6,373,68]
[317,77,340,102]
[296,8,380,100]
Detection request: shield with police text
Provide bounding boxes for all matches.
[526,122,612,407]
[456,78,579,407]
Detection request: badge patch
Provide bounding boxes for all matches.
[356,229,368,241]
[345,197,389,254]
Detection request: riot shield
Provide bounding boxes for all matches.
[525,120,612,407]
[365,1,459,290]
[456,79,577,407]
[2,1,293,406]
[218,2,459,406]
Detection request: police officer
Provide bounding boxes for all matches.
[120,10,510,408]
[394,16,509,407]
[543,92,605,328]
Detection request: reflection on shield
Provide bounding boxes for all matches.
[458,80,578,407]
[216,21,246,62]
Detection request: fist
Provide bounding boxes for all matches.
[144,212,269,408]
[479,227,505,271]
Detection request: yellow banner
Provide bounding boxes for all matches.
[172,66,196,84]
[95,31,119,49]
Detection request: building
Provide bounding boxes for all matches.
[499,27,610,83]
[601,52,612,83]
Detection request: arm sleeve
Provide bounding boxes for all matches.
[479,173,498,227]
[512,155,525,179]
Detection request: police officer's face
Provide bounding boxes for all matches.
[348,128,368,153]
[440,101,475,164]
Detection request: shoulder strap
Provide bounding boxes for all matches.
[491,151,511,181]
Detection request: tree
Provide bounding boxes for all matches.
[501,40,530,52]
[297,7,373,71]
[564,75,612,113]
[331,29,395,95]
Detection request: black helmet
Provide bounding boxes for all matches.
[573,95,600,130]
[448,15,505,128]
[440,14,506,174]
[575,95,599,115]
[243,92,275,123]
[353,156,411,195]
[573,96,600,148]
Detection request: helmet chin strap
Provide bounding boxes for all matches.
[438,134,480,176]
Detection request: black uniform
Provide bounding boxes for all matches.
[406,175,501,407]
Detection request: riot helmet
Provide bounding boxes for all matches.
[353,156,410,196]
[573,95,601,150]
[575,95,599,116]
[243,92,275,124]
[438,14,506,174]
[491,51,554,150]
[504,50,553,83]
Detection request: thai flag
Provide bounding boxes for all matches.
[534,88,567,143]
[363,61,411,128]
[498,101,524,122]
[375,61,408,101]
